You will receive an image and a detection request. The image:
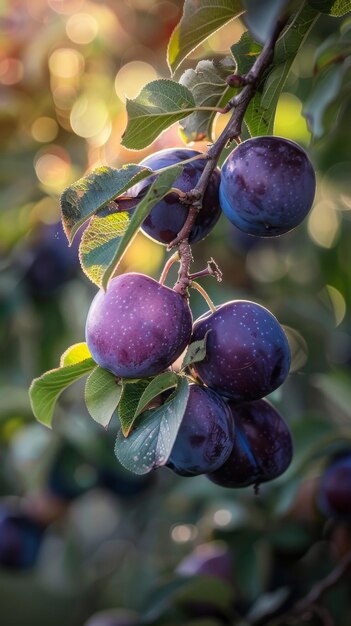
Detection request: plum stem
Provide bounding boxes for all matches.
[189,258,222,282]
[171,13,288,289]
[190,281,216,313]
[159,251,180,285]
[173,241,193,297]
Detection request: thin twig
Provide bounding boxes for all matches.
[170,15,288,293]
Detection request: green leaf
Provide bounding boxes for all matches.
[133,372,179,421]
[179,58,235,143]
[239,4,319,136]
[85,366,122,428]
[243,0,288,44]
[308,0,351,16]
[115,376,189,474]
[60,342,92,367]
[167,0,243,75]
[61,164,152,242]
[231,31,263,76]
[174,575,234,612]
[118,378,152,437]
[181,331,210,370]
[79,165,182,288]
[29,358,96,428]
[121,80,196,150]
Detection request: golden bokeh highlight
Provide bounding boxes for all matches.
[48,0,84,15]
[31,117,59,143]
[49,48,85,79]
[274,93,311,144]
[66,12,99,44]
[70,95,109,138]
[308,201,340,248]
[114,61,158,102]
[326,285,346,327]
[121,232,165,276]
[34,148,71,191]
[0,58,24,85]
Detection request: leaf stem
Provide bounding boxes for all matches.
[159,251,180,285]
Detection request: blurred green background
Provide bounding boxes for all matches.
[1,1,351,625]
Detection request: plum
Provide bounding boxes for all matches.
[318,453,351,521]
[128,148,221,245]
[207,399,293,488]
[0,505,43,570]
[220,136,316,237]
[86,273,192,378]
[83,609,139,626]
[176,541,233,582]
[191,300,291,402]
[167,384,234,476]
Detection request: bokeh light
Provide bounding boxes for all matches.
[66,12,99,44]
[114,61,158,102]
[31,117,59,143]
[49,48,85,79]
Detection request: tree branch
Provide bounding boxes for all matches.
[170,15,288,294]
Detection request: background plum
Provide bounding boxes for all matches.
[207,399,293,488]
[191,300,291,401]
[317,453,351,521]
[86,273,192,378]
[0,504,43,570]
[176,541,233,582]
[127,148,221,245]
[83,609,140,626]
[166,385,234,476]
[220,136,316,237]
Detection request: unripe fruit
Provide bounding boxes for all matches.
[86,273,192,378]
[207,399,293,488]
[191,301,291,402]
[167,384,234,476]
[128,148,221,245]
[318,453,351,521]
[220,136,316,236]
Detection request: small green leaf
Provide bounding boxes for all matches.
[85,367,122,428]
[308,0,351,16]
[167,0,243,74]
[118,379,152,437]
[231,31,263,76]
[115,376,189,474]
[121,80,196,150]
[134,372,179,420]
[100,165,182,289]
[60,342,92,367]
[181,331,210,370]
[179,58,235,143]
[29,358,96,428]
[61,164,152,242]
[242,0,288,44]
[236,5,319,137]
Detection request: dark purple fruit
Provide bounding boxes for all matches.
[86,273,192,378]
[176,541,233,582]
[318,453,351,521]
[220,136,316,236]
[0,505,43,570]
[167,385,234,476]
[207,399,293,488]
[191,301,291,402]
[128,148,221,245]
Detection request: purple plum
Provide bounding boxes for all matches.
[220,136,316,236]
[191,300,291,402]
[176,541,233,582]
[128,148,221,245]
[86,273,192,378]
[318,453,351,521]
[207,399,293,488]
[167,384,234,476]
[0,504,43,570]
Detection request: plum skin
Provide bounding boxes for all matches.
[318,453,351,521]
[86,273,192,378]
[167,384,235,476]
[128,148,221,245]
[220,136,316,237]
[191,300,291,402]
[207,399,293,488]
[176,541,233,582]
[0,506,43,569]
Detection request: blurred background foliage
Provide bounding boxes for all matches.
[0,1,351,625]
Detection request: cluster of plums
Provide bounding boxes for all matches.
[86,272,293,488]
[85,135,316,486]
